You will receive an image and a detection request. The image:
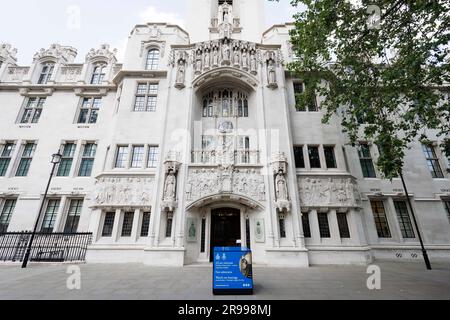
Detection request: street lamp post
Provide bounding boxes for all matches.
[21,152,62,269]
[399,172,432,270]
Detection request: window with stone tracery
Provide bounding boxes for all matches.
[201,89,249,118]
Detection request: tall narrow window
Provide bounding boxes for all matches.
[337,213,351,238]
[308,146,321,169]
[0,142,15,177]
[324,146,337,169]
[37,63,54,84]
[64,199,83,233]
[302,212,311,238]
[394,201,415,239]
[0,199,16,233]
[370,201,391,238]
[78,143,96,177]
[141,212,151,237]
[131,146,145,168]
[444,201,450,223]
[134,83,158,112]
[78,97,101,124]
[121,212,134,237]
[16,142,36,177]
[115,146,129,169]
[294,146,305,168]
[422,144,444,178]
[165,213,173,238]
[278,214,286,238]
[237,136,250,164]
[102,212,115,237]
[146,49,160,70]
[91,64,106,84]
[147,146,159,168]
[358,143,376,178]
[21,97,45,124]
[57,143,76,177]
[318,213,331,238]
[41,199,60,233]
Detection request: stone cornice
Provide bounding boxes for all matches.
[112,70,168,84]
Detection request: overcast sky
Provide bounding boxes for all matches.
[1,0,297,64]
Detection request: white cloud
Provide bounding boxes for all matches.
[139,6,184,27]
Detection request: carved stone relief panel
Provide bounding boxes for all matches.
[186,167,266,204]
[93,176,155,207]
[298,177,361,208]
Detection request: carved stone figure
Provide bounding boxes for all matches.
[176,61,185,84]
[164,170,177,201]
[268,59,276,84]
[212,48,219,66]
[234,49,240,66]
[204,50,210,68]
[242,51,248,69]
[275,170,288,201]
[250,53,257,73]
[195,56,202,73]
[299,177,358,207]
[222,41,231,62]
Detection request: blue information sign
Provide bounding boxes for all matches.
[213,247,253,295]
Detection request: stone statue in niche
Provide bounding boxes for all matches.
[275,170,288,201]
[250,53,257,74]
[267,59,277,85]
[176,60,185,86]
[212,47,219,66]
[195,55,202,74]
[242,51,248,70]
[233,49,240,66]
[204,50,210,69]
[222,41,231,63]
[164,170,177,201]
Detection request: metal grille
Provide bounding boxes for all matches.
[245,218,251,249]
[394,201,416,239]
[0,232,92,263]
[140,212,151,237]
[121,212,134,237]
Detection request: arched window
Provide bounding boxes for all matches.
[91,64,106,84]
[146,49,160,70]
[38,63,54,84]
[202,89,249,118]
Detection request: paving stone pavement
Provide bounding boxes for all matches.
[0,261,449,300]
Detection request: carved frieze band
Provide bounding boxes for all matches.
[298,177,361,208]
[93,176,155,207]
[186,168,266,204]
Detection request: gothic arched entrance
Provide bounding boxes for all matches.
[210,208,241,262]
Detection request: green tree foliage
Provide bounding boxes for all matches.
[275,0,450,178]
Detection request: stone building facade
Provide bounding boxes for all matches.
[0,0,449,266]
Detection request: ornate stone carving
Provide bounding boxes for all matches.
[175,51,187,89]
[298,177,361,208]
[186,168,266,204]
[93,176,154,207]
[0,43,17,62]
[161,153,182,211]
[33,44,77,63]
[60,66,82,82]
[6,67,29,82]
[85,44,117,63]
[271,153,291,212]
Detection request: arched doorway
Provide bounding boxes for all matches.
[210,208,241,262]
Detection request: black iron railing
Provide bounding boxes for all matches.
[0,232,92,263]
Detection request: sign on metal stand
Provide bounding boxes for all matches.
[213,247,253,295]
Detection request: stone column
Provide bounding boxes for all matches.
[111,209,121,242]
[131,209,141,242]
[309,209,321,243]
[329,209,341,241]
